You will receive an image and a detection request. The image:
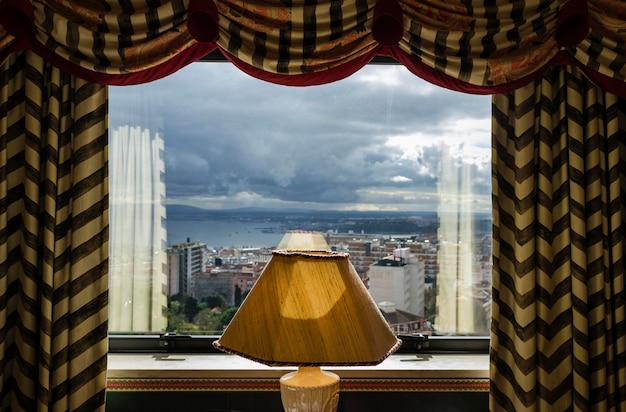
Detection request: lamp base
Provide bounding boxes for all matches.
[280,366,339,412]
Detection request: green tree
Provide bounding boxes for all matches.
[219,307,239,329]
[234,285,242,307]
[183,294,200,321]
[169,300,182,315]
[176,321,201,333]
[424,286,436,324]
[166,297,183,331]
[201,292,227,310]
[169,293,183,304]
[194,308,222,333]
[167,293,202,322]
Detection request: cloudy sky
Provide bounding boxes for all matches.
[109,62,491,213]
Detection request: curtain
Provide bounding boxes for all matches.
[491,65,626,410]
[108,126,167,332]
[0,0,216,85]
[0,0,624,93]
[0,50,108,411]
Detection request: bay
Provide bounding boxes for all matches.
[166,219,286,249]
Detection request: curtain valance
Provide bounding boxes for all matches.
[1,0,625,92]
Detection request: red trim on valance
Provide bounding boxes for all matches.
[383,47,626,97]
[552,53,626,97]
[218,44,544,92]
[202,45,626,96]
[31,42,218,85]
[380,46,546,95]
[4,35,626,95]
[220,49,377,86]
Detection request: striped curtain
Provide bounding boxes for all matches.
[217,0,560,83]
[491,65,626,410]
[0,51,108,411]
[2,0,625,92]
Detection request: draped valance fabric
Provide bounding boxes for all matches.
[0,0,625,93]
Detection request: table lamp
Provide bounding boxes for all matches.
[213,249,401,412]
[276,230,331,251]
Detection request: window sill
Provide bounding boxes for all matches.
[107,353,489,392]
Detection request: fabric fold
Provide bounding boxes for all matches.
[0,0,34,49]
[187,0,220,42]
[555,0,589,47]
[372,0,404,46]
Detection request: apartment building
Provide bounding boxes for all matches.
[368,248,425,318]
[167,240,206,296]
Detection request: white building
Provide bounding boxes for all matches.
[167,240,206,298]
[109,125,167,332]
[368,248,425,317]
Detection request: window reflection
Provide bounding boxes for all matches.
[109,63,491,336]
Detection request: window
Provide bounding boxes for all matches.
[108,60,491,348]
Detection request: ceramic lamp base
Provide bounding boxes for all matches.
[280,366,339,412]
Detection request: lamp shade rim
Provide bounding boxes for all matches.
[272,249,349,259]
[213,338,403,367]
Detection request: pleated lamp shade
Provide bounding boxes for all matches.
[213,250,401,366]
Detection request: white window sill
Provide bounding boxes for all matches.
[107,353,489,392]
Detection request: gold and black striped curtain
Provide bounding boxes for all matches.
[491,65,626,410]
[2,0,625,92]
[0,50,108,411]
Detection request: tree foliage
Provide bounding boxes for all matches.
[201,292,227,310]
[193,308,223,333]
[219,307,239,327]
[167,293,236,333]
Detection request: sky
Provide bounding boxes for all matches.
[109,62,492,213]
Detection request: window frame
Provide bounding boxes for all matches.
[107,49,491,356]
[108,334,490,354]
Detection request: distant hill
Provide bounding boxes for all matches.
[166,204,317,220]
[165,204,444,220]
[164,204,492,236]
[165,204,260,219]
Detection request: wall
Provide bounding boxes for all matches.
[106,391,489,411]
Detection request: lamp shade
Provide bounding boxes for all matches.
[214,250,401,366]
[276,230,331,251]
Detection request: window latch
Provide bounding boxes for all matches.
[159,332,192,351]
[398,333,429,351]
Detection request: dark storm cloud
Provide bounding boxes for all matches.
[109,63,491,211]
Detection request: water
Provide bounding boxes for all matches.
[166,219,286,249]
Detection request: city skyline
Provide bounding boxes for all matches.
[162,228,492,336]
